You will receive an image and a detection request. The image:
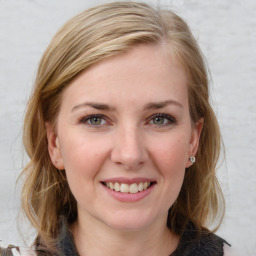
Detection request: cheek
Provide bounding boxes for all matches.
[151,135,189,190]
[59,137,110,206]
[158,147,186,186]
[59,134,109,181]
[152,134,190,170]
[148,139,188,213]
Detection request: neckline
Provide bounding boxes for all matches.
[55,216,225,256]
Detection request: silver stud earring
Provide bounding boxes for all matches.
[189,156,196,163]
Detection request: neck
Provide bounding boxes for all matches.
[71,213,179,256]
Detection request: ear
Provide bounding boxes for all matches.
[45,122,64,170]
[186,117,204,168]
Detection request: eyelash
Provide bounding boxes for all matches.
[147,113,176,127]
[78,113,176,128]
[78,114,108,127]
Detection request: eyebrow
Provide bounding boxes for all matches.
[71,99,183,112]
[143,100,183,110]
[71,102,116,112]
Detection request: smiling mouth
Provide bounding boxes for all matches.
[102,181,156,193]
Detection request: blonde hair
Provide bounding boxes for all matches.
[21,1,224,249]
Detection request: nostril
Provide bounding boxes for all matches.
[110,133,148,170]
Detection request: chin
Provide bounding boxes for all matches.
[101,210,163,232]
[106,220,150,232]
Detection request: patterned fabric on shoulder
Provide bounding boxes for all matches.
[0,241,36,256]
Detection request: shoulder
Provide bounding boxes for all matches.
[172,224,231,256]
[0,241,36,256]
[197,231,230,255]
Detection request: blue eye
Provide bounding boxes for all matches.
[79,115,107,126]
[149,114,176,126]
[152,116,166,125]
[88,116,104,125]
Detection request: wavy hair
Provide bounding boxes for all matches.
[20,1,224,250]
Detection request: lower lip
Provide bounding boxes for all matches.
[102,183,155,202]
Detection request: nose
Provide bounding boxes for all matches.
[110,125,148,170]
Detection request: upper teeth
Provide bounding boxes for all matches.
[105,182,151,193]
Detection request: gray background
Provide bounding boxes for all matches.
[0,0,255,255]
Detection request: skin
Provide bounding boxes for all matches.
[46,43,203,256]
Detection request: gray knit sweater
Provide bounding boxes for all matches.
[1,216,230,256]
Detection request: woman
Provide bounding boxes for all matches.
[1,1,232,255]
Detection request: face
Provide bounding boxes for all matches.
[47,44,202,232]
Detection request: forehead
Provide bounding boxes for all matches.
[60,44,188,110]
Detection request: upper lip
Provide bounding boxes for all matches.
[102,177,156,185]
